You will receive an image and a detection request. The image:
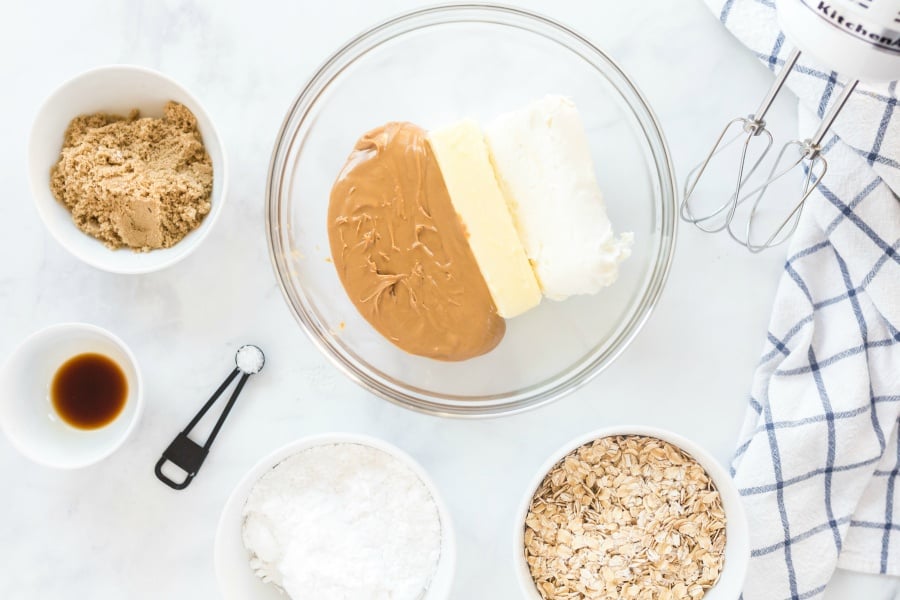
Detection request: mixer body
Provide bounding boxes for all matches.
[778,0,900,82]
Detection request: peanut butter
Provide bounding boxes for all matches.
[328,122,505,361]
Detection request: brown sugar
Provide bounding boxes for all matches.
[50,101,213,251]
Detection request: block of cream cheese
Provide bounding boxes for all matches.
[428,119,542,318]
[485,96,633,300]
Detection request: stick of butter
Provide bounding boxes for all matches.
[428,119,542,319]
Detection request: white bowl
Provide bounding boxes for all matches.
[28,64,227,274]
[514,426,749,599]
[215,433,456,599]
[0,323,143,468]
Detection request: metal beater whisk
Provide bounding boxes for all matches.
[682,48,858,252]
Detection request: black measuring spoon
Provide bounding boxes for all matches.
[155,345,265,490]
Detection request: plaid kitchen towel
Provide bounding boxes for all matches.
[703,1,900,599]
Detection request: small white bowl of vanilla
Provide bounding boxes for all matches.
[0,323,143,468]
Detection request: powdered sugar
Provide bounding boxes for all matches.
[241,442,442,599]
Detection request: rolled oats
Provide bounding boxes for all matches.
[524,436,727,600]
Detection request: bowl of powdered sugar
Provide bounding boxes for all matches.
[214,433,455,599]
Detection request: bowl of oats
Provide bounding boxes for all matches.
[28,65,227,274]
[515,427,749,600]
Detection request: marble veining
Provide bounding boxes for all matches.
[0,0,897,598]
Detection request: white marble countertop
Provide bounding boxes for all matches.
[1,1,897,598]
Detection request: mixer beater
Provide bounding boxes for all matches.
[682,0,900,252]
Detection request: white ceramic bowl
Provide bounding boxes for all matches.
[0,323,143,468]
[28,64,227,274]
[215,433,456,599]
[514,426,749,599]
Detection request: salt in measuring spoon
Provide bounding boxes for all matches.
[155,345,265,490]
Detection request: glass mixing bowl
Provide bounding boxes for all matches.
[267,4,677,417]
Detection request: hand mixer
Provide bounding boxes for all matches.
[682,0,900,252]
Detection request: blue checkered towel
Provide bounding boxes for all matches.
[704,1,900,599]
